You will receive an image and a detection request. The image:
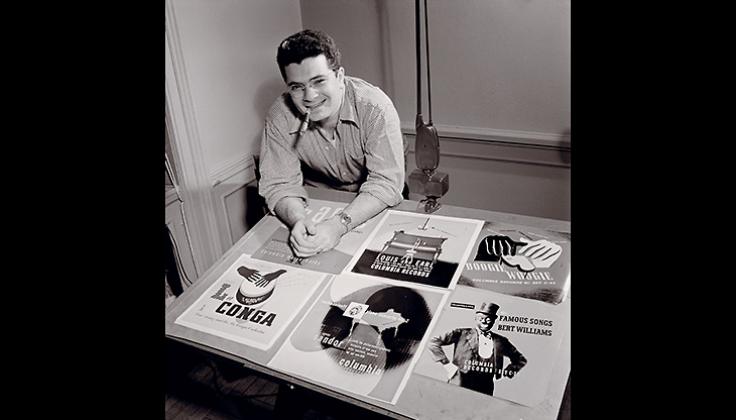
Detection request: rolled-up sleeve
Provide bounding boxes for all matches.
[359,102,405,207]
[258,116,308,213]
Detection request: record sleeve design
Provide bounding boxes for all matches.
[268,273,447,404]
[458,221,571,304]
[346,210,483,289]
[243,199,382,274]
[412,285,567,407]
[174,254,327,351]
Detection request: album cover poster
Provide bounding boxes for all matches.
[412,285,568,407]
[268,273,448,405]
[345,210,483,289]
[458,221,571,304]
[174,254,327,351]
[242,198,382,274]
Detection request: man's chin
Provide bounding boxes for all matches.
[308,109,328,122]
[308,104,336,121]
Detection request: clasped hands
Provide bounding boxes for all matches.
[289,216,346,258]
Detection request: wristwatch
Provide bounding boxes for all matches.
[336,211,352,233]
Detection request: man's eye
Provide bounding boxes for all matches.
[315,79,326,85]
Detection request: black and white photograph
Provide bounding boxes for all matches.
[164,1,569,419]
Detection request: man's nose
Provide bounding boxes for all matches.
[303,85,319,101]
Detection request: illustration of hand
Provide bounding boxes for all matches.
[516,239,562,269]
[253,269,287,288]
[500,254,535,272]
[237,266,259,282]
[238,267,286,288]
[503,364,522,379]
[443,363,459,381]
[475,235,526,262]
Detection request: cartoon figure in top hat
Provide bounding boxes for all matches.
[427,301,527,396]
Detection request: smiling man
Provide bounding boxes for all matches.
[259,29,407,258]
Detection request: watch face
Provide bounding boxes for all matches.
[340,213,352,226]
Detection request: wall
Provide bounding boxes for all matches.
[301,0,570,220]
[386,0,570,134]
[405,135,570,220]
[173,0,301,171]
[167,0,570,283]
[300,0,388,89]
[300,0,570,134]
[167,0,303,273]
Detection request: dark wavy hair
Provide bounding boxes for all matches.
[276,29,342,81]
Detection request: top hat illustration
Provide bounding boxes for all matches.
[476,302,500,316]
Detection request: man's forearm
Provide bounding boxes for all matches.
[273,196,308,228]
[306,192,390,256]
[340,192,392,230]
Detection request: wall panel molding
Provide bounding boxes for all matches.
[402,125,570,220]
[210,153,258,251]
[403,126,570,169]
[401,122,570,150]
[209,153,256,187]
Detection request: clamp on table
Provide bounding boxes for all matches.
[408,167,448,214]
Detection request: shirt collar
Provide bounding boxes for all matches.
[338,79,357,124]
[477,327,493,339]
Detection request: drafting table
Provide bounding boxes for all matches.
[165,187,570,420]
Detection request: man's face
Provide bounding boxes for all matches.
[475,313,497,332]
[284,54,344,124]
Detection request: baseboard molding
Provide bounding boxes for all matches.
[401,122,570,150]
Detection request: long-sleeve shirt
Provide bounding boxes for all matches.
[258,76,407,213]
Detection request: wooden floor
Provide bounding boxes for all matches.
[165,340,390,420]
[165,355,279,419]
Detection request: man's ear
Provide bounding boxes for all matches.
[336,66,345,82]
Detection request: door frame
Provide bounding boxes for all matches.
[164,0,224,278]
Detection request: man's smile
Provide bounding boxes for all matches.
[306,100,326,110]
